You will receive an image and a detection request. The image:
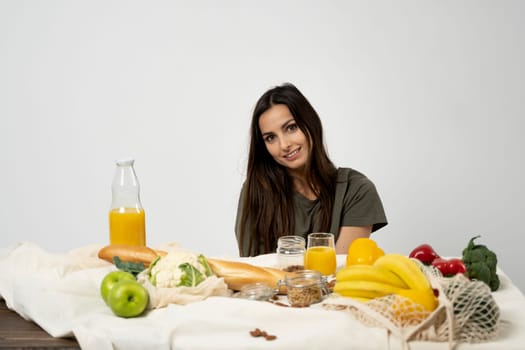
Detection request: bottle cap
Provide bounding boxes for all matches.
[115,157,135,166]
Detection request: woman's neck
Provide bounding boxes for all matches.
[290,171,317,200]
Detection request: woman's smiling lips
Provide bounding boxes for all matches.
[284,148,301,161]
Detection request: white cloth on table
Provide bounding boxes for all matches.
[1,242,525,350]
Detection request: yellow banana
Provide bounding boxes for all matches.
[334,280,402,299]
[373,254,431,290]
[396,288,438,312]
[336,264,409,289]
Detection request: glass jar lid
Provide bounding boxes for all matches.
[277,235,306,253]
[237,283,275,301]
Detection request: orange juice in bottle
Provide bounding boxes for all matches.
[109,207,145,246]
[109,158,146,246]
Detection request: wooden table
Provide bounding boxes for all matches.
[0,298,80,349]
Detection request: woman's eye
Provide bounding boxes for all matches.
[264,135,275,143]
[287,124,298,132]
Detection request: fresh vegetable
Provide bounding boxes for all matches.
[346,238,385,266]
[113,256,146,277]
[178,262,206,287]
[198,254,213,276]
[147,250,214,288]
[431,258,467,277]
[462,235,500,291]
[408,244,441,265]
[409,244,468,277]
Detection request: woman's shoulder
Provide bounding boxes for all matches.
[336,167,370,183]
[336,167,383,206]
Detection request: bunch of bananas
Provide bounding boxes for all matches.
[334,253,438,312]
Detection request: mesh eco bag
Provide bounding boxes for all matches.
[137,271,231,308]
[323,262,500,349]
[136,245,232,308]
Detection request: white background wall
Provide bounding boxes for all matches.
[1,1,524,291]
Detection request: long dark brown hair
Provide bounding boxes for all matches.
[238,83,338,256]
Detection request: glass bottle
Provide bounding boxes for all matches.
[108,158,146,246]
[276,235,305,271]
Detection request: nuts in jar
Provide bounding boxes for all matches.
[287,283,322,307]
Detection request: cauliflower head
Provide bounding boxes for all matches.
[148,250,213,288]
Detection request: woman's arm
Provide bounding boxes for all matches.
[335,225,373,254]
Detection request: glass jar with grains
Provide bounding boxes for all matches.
[281,270,329,307]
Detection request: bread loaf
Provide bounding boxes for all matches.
[97,244,166,267]
[97,244,288,291]
[207,258,289,291]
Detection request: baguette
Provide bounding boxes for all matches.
[97,244,289,292]
[97,244,167,267]
[207,258,289,292]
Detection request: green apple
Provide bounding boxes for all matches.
[100,270,136,304]
[107,280,149,318]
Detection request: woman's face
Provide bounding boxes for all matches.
[258,104,310,171]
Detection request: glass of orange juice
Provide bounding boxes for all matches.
[304,233,336,276]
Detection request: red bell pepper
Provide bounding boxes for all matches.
[431,258,467,277]
[408,244,441,265]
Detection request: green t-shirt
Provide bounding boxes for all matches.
[235,167,388,255]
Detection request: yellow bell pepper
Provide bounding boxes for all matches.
[346,238,385,266]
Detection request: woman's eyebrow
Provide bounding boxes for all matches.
[261,118,295,137]
[281,118,295,129]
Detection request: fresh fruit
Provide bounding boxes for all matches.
[334,280,403,299]
[396,288,438,312]
[100,270,136,304]
[373,254,431,291]
[336,264,408,289]
[346,238,385,266]
[107,280,149,318]
[390,295,432,325]
[334,253,438,313]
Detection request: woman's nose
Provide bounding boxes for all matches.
[279,135,291,150]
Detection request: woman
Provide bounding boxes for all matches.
[235,83,387,257]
